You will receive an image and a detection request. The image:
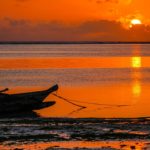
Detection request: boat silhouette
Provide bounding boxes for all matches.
[0,84,58,113]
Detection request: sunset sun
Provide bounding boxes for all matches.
[131,19,142,25]
[130,19,142,27]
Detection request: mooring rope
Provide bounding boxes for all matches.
[52,93,130,109]
[52,93,86,108]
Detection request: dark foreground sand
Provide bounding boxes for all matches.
[0,117,150,150]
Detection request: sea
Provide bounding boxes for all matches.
[0,43,150,149]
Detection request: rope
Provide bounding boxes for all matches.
[52,93,86,108]
[52,93,130,108]
[62,99,129,107]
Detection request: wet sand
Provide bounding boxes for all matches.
[0,117,150,149]
[1,141,150,150]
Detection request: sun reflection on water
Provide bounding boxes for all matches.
[132,80,141,98]
[131,57,142,68]
[131,56,142,102]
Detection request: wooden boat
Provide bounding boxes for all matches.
[0,84,58,113]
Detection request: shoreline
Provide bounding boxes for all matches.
[1,140,150,150]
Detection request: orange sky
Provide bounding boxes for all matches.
[0,0,150,41]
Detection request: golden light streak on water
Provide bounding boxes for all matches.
[130,55,142,106]
[132,80,141,99]
[131,57,142,68]
[131,56,142,102]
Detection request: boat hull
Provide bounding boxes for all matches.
[0,84,58,113]
[0,101,56,113]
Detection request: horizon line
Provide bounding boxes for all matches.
[0,41,150,44]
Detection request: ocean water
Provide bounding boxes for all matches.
[1,44,150,149]
[0,44,150,118]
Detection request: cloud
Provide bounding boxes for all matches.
[89,0,118,4]
[0,18,149,41]
[15,0,29,2]
[3,17,29,27]
[89,0,132,4]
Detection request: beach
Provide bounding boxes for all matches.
[1,118,150,149]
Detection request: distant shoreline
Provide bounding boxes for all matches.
[0,41,150,44]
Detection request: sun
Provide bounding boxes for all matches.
[131,19,142,25]
[129,19,142,27]
[119,17,143,29]
[129,19,142,28]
